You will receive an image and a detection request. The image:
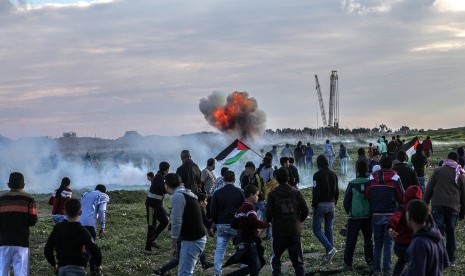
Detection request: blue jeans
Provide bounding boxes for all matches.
[432,206,458,263]
[179,236,206,276]
[372,215,392,273]
[306,157,313,169]
[58,265,86,276]
[340,158,347,176]
[214,225,237,275]
[312,205,335,252]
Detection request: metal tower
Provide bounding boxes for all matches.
[328,70,339,130]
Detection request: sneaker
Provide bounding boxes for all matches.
[324,248,337,263]
[202,262,214,270]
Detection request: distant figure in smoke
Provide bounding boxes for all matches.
[145,163,170,255]
[199,91,266,139]
[281,143,293,158]
[48,177,72,224]
[0,172,38,276]
[294,142,304,167]
[176,150,202,193]
[305,143,314,169]
[324,140,335,167]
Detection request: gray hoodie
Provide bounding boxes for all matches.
[170,185,198,239]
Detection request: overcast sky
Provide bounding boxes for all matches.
[1,0,464,139]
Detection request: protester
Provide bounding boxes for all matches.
[392,151,419,191]
[294,142,304,167]
[378,137,387,158]
[312,155,339,262]
[266,168,309,276]
[176,150,202,193]
[387,136,398,161]
[323,140,335,167]
[396,135,403,148]
[201,158,216,196]
[280,143,293,158]
[227,185,270,275]
[305,142,314,169]
[145,162,170,255]
[343,161,373,271]
[424,151,465,266]
[165,173,206,276]
[401,200,449,276]
[365,156,404,275]
[369,149,381,173]
[210,171,244,276]
[44,199,102,276]
[0,172,38,276]
[368,143,374,159]
[240,162,266,219]
[387,186,423,276]
[270,145,278,161]
[288,157,300,188]
[257,156,274,184]
[410,143,428,195]
[264,170,279,200]
[48,177,72,224]
[338,144,348,176]
[210,167,229,195]
[422,136,434,157]
[80,184,109,275]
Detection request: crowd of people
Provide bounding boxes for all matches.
[1,136,465,276]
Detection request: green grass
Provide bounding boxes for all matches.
[24,140,465,275]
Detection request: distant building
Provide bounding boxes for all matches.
[63,132,77,138]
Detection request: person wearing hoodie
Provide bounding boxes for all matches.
[343,160,373,271]
[387,186,423,276]
[166,173,206,276]
[378,137,387,158]
[410,143,428,195]
[424,151,465,266]
[401,200,449,276]
[365,156,404,275]
[392,151,419,191]
[312,155,339,263]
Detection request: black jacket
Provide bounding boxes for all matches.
[312,168,339,208]
[240,173,265,201]
[210,184,245,224]
[393,163,419,190]
[266,183,309,237]
[176,159,201,193]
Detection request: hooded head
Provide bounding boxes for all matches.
[404,185,423,205]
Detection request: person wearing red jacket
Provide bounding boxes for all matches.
[387,185,423,276]
[48,177,72,224]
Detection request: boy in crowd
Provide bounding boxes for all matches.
[401,200,448,276]
[343,161,373,271]
[0,172,38,276]
[44,199,102,276]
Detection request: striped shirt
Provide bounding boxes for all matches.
[0,190,38,247]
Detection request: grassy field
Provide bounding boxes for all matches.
[22,138,465,275]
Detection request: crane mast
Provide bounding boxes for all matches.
[314,75,327,127]
[329,70,339,130]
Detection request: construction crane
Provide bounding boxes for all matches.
[314,75,327,127]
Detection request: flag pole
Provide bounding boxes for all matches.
[241,140,264,159]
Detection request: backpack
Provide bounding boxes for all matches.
[350,182,370,218]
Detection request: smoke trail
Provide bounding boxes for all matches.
[199,91,267,139]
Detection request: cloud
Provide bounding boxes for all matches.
[9,0,115,11]
[340,0,404,14]
[432,0,465,12]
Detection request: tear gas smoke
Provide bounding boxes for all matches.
[199,91,267,139]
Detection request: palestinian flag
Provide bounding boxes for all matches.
[401,137,420,157]
[215,139,250,165]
